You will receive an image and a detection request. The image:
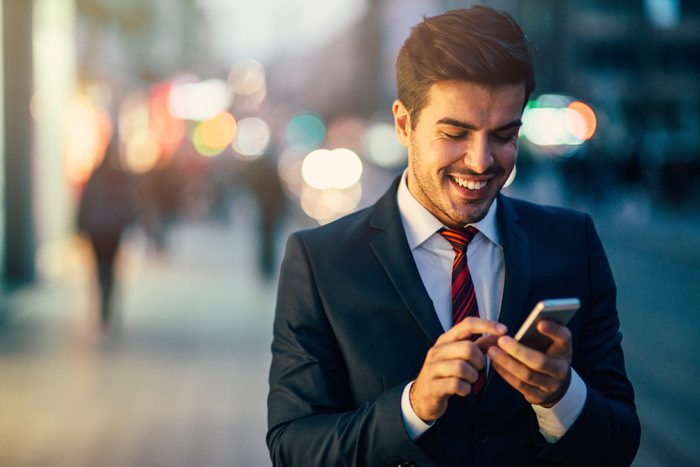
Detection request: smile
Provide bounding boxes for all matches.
[451,176,488,191]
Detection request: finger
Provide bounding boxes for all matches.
[428,341,485,370]
[537,320,572,357]
[437,317,507,345]
[430,359,480,383]
[475,334,500,353]
[490,354,549,404]
[488,346,554,393]
[497,336,567,377]
[418,375,472,399]
[434,377,472,398]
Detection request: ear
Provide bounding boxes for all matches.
[392,99,411,148]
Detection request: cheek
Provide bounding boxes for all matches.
[435,140,469,165]
[494,145,517,170]
[411,140,456,171]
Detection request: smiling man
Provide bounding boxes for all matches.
[267,6,640,467]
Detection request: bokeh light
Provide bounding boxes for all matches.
[125,128,160,173]
[521,94,598,153]
[522,108,579,146]
[191,128,220,158]
[200,112,238,149]
[119,91,161,173]
[300,183,362,225]
[301,148,363,190]
[285,111,326,151]
[150,81,185,162]
[62,94,112,185]
[364,122,406,168]
[228,59,266,96]
[168,79,233,121]
[567,101,597,140]
[191,111,237,158]
[232,117,271,157]
[229,59,267,111]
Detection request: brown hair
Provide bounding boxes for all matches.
[396,5,535,128]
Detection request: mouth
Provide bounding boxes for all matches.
[449,175,490,197]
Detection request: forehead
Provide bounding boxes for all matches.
[419,80,526,128]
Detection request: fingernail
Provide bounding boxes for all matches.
[497,324,507,333]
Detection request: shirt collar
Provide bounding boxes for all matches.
[397,169,501,250]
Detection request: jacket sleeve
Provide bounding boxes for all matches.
[538,215,641,466]
[266,233,431,467]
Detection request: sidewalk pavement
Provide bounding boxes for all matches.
[1,213,279,467]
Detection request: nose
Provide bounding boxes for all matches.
[463,134,493,174]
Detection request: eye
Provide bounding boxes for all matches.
[443,132,468,140]
[492,133,517,143]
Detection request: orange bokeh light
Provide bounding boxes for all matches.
[63,95,112,186]
[567,101,597,140]
[150,82,185,162]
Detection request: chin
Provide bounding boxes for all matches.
[452,202,491,225]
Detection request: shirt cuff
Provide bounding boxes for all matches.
[531,369,587,443]
[400,381,434,441]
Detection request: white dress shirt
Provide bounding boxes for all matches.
[395,170,586,443]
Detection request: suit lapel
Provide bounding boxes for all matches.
[497,194,531,333]
[483,195,531,392]
[368,179,445,344]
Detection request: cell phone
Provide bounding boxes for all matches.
[514,298,580,352]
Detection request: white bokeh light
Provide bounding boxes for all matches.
[228,59,266,96]
[232,117,271,157]
[168,79,233,121]
[522,108,584,146]
[300,183,362,225]
[301,148,363,190]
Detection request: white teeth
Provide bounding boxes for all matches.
[453,177,487,190]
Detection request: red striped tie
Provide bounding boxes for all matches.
[440,226,485,396]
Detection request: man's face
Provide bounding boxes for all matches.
[393,80,525,228]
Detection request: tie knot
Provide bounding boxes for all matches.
[439,226,478,253]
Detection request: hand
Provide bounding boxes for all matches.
[488,320,572,407]
[410,318,508,422]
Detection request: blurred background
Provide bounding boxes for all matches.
[0,0,699,465]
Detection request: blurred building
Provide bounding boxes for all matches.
[521,0,700,161]
[1,0,209,292]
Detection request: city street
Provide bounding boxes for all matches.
[1,196,699,466]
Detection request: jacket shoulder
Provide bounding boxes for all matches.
[291,205,376,253]
[504,195,590,225]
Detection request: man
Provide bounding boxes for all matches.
[267,6,640,466]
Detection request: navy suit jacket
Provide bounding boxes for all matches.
[267,178,640,466]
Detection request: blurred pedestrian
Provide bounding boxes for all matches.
[140,160,184,254]
[77,135,137,328]
[244,155,287,280]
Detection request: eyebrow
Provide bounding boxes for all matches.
[436,118,523,132]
